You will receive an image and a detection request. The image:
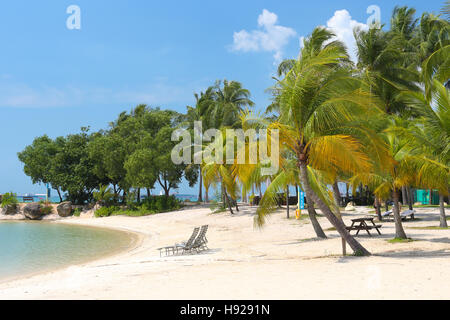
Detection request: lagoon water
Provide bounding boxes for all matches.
[0,222,134,281]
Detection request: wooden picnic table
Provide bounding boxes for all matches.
[346,217,382,236]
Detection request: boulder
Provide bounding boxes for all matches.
[0,204,17,215]
[23,203,43,220]
[57,202,73,217]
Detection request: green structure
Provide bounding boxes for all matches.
[415,189,440,205]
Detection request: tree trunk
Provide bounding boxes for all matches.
[375,197,382,221]
[406,187,413,211]
[137,188,141,203]
[224,191,234,215]
[198,168,203,203]
[392,189,408,239]
[439,194,448,228]
[429,189,433,205]
[346,183,350,202]
[205,187,209,204]
[332,181,343,208]
[385,201,389,212]
[146,188,151,198]
[401,186,407,205]
[56,188,63,203]
[299,163,370,255]
[286,185,290,219]
[306,195,327,239]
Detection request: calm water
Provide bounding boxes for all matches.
[0,222,134,281]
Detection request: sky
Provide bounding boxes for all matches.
[0,0,444,196]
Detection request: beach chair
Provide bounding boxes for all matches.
[401,209,415,221]
[179,225,209,255]
[381,210,392,219]
[158,227,199,257]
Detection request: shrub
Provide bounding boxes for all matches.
[1,192,18,208]
[73,208,82,217]
[39,201,53,215]
[141,195,181,213]
[93,185,115,207]
[95,206,119,218]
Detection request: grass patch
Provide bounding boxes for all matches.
[408,226,450,230]
[414,205,450,208]
[387,238,416,244]
[73,208,82,217]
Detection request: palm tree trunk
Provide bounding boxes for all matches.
[299,163,370,255]
[402,186,407,205]
[392,189,408,239]
[385,201,389,212]
[407,187,413,211]
[375,198,382,221]
[332,181,343,208]
[429,189,433,205]
[198,168,203,202]
[439,194,448,228]
[286,185,290,219]
[306,195,327,239]
[205,187,209,204]
[137,189,141,203]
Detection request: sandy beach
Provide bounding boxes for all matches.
[0,205,449,300]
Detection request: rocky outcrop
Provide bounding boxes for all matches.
[57,201,73,217]
[0,204,17,215]
[23,203,43,220]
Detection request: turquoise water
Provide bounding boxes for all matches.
[0,222,134,281]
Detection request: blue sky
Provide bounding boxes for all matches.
[0,0,444,196]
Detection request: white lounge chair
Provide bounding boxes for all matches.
[381,210,392,218]
[401,209,415,220]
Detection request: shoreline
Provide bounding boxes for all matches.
[1,206,450,299]
[0,219,143,285]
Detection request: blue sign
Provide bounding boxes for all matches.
[298,189,305,210]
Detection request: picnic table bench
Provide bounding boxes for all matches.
[346,217,382,236]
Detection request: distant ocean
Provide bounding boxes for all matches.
[17,194,199,204]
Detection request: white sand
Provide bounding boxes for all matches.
[0,205,449,300]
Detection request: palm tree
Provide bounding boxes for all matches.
[398,80,450,227]
[257,27,388,256]
[207,80,254,129]
[186,87,216,202]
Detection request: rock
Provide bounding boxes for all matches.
[23,203,43,220]
[0,204,17,215]
[57,201,73,217]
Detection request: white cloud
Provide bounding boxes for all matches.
[325,10,368,63]
[231,9,297,63]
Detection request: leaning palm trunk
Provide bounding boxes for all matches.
[392,189,408,239]
[299,163,370,255]
[306,195,327,239]
[439,194,448,228]
[332,181,343,208]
